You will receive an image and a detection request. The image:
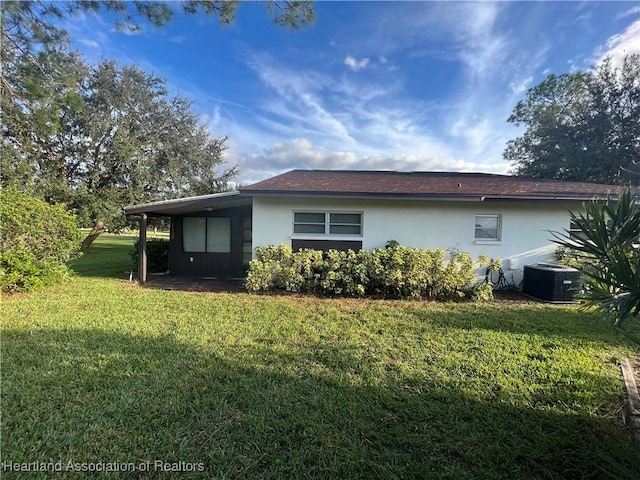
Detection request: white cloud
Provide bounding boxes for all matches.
[509,76,533,95]
[455,3,507,79]
[234,138,509,184]
[215,49,523,183]
[617,6,640,19]
[78,38,100,49]
[367,2,507,79]
[594,19,640,68]
[344,55,370,72]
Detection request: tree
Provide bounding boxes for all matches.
[552,190,640,342]
[505,54,640,184]
[1,0,314,66]
[2,54,237,250]
[1,1,315,119]
[1,0,315,250]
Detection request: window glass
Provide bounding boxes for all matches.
[241,244,253,266]
[183,217,206,252]
[294,212,326,234]
[207,217,231,253]
[475,215,500,240]
[330,213,361,224]
[241,216,252,266]
[330,224,361,235]
[294,223,325,234]
[294,212,325,224]
[294,211,362,236]
[241,217,252,241]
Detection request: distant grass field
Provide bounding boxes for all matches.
[2,235,639,479]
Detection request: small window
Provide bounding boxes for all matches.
[293,212,362,236]
[475,215,501,240]
[569,219,606,241]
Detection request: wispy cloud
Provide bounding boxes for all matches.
[617,6,640,20]
[594,19,640,67]
[210,46,520,183]
[344,55,370,72]
[78,38,100,49]
[510,76,533,95]
[62,1,634,185]
[235,138,509,184]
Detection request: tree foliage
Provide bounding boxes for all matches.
[0,185,81,293]
[1,0,315,52]
[1,0,314,249]
[1,53,236,239]
[1,0,315,115]
[505,54,640,184]
[552,190,640,341]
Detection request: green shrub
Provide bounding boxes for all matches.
[555,246,592,270]
[131,239,170,273]
[319,249,369,296]
[245,244,324,293]
[0,186,80,293]
[245,242,491,300]
[468,282,495,302]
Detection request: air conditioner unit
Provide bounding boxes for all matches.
[522,264,581,302]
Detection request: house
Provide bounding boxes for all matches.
[123,170,620,285]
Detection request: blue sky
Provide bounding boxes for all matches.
[65,1,640,184]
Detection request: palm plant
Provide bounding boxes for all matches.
[552,189,640,341]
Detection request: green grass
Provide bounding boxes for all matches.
[2,235,639,479]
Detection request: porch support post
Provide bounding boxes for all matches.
[139,213,148,284]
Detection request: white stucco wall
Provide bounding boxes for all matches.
[252,196,582,285]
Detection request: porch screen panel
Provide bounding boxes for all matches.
[183,217,206,252]
[207,217,231,253]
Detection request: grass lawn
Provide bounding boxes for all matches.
[2,235,639,479]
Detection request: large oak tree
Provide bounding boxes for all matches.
[1,54,237,250]
[505,54,640,184]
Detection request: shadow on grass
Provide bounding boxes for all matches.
[402,302,640,350]
[3,328,636,480]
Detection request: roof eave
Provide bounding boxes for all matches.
[123,191,252,216]
[241,190,616,202]
[241,191,487,201]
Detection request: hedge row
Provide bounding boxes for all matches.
[0,186,80,293]
[245,243,494,300]
[131,239,170,273]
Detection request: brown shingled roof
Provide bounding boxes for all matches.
[240,170,620,201]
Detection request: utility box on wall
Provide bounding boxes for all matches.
[522,264,582,302]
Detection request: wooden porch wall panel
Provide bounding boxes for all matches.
[291,239,363,252]
[170,206,251,278]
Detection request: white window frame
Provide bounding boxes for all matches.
[474,214,502,243]
[292,211,363,238]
